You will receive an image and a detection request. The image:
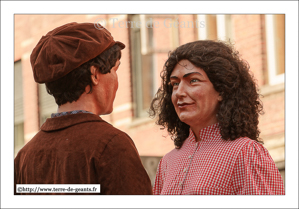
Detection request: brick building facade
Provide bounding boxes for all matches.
[14,14,285,185]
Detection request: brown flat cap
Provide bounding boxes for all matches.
[30,22,125,83]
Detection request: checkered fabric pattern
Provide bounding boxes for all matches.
[51,110,94,118]
[153,123,285,195]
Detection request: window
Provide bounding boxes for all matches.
[130,15,155,118]
[276,161,285,188]
[14,60,24,156]
[130,14,180,118]
[38,84,57,125]
[265,14,285,85]
[14,123,24,157]
[197,14,233,41]
[140,156,162,186]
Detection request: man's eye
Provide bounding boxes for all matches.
[172,82,179,86]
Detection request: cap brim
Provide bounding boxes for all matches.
[115,41,125,50]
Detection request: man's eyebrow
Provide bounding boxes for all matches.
[183,72,202,78]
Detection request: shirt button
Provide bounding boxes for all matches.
[188,155,192,159]
[183,168,187,172]
[179,182,182,186]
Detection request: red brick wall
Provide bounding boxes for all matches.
[178,15,197,45]
[233,14,266,87]
[260,90,285,137]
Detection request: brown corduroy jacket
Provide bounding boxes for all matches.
[14,113,152,195]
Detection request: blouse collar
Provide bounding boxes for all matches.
[187,123,220,143]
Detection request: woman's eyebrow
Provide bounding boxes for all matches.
[170,72,203,79]
[183,72,203,78]
[170,76,178,79]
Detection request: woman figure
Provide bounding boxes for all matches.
[150,40,285,195]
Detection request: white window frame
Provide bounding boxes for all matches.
[197,15,207,40]
[197,14,233,41]
[265,14,285,85]
[140,14,149,55]
[216,14,234,41]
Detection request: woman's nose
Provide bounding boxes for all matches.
[175,83,187,98]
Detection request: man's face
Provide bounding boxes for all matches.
[96,59,121,115]
[170,59,221,129]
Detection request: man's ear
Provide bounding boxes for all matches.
[90,66,99,85]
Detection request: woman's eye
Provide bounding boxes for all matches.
[190,79,199,83]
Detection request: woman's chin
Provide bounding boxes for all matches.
[178,113,193,125]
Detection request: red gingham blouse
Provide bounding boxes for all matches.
[153,123,285,195]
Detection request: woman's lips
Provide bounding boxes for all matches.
[177,103,194,109]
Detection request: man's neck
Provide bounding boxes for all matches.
[57,93,98,115]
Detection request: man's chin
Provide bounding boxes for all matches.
[102,108,113,115]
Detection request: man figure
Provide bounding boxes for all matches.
[14,22,152,195]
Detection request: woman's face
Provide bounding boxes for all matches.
[170,59,221,130]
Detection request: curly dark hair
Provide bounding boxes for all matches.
[45,44,122,106]
[149,40,264,149]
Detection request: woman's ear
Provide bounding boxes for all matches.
[218,95,223,101]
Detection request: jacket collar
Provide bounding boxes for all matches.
[41,113,104,132]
